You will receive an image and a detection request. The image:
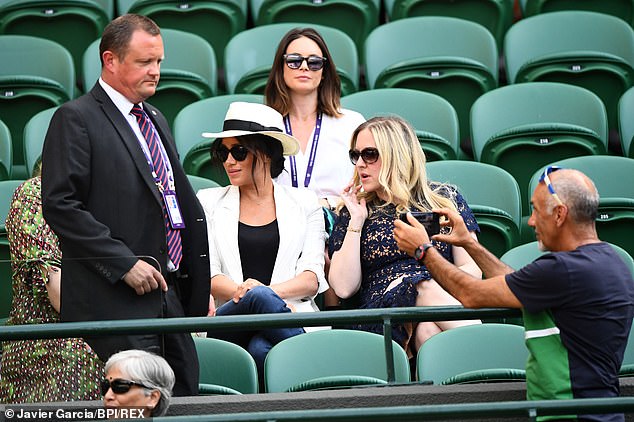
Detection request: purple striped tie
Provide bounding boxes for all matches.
[131,104,183,269]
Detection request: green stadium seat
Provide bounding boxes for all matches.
[0,35,74,180]
[126,0,246,70]
[471,82,608,214]
[417,323,528,385]
[264,329,410,393]
[385,0,515,50]
[193,336,259,394]
[0,0,110,90]
[173,94,263,186]
[364,16,498,158]
[224,22,359,96]
[23,107,57,178]
[504,11,634,155]
[426,161,522,258]
[519,0,634,27]
[527,156,634,258]
[0,119,12,181]
[341,88,459,162]
[618,86,634,158]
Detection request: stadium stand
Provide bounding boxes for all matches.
[385,0,515,50]
[471,82,608,214]
[519,0,634,26]
[504,10,634,155]
[125,0,246,71]
[364,16,498,158]
[0,35,74,179]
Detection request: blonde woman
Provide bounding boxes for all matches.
[328,116,482,354]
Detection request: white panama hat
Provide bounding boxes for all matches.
[202,102,300,156]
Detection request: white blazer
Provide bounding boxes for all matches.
[197,182,328,322]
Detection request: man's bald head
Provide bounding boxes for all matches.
[546,169,599,224]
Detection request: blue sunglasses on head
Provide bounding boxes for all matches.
[539,165,564,206]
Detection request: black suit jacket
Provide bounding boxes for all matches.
[41,83,210,359]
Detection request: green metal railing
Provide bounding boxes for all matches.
[149,398,634,421]
[2,307,633,420]
[0,306,520,383]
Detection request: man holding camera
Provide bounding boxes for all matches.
[394,167,634,422]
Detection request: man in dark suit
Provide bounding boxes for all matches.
[41,14,210,396]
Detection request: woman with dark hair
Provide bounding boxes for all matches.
[265,27,365,210]
[196,102,328,376]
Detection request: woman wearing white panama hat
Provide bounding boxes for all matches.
[196,102,329,385]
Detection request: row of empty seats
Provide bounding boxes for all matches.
[196,311,634,395]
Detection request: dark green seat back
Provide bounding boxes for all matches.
[127,0,246,70]
[193,336,259,394]
[386,0,514,50]
[417,323,528,385]
[618,86,634,158]
[426,160,521,257]
[0,35,74,179]
[504,11,634,152]
[365,16,498,157]
[23,107,57,178]
[264,329,410,393]
[520,0,634,27]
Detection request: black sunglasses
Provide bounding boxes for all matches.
[283,53,327,71]
[101,378,151,396]
[214,144,249,162]
[349,147,380,165]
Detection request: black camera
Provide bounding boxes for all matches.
[399,211,440,236]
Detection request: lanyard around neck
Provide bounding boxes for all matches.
[283,112,323,188]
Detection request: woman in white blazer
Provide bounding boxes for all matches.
[196,102,328,379]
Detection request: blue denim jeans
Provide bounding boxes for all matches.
[207,286,305,381]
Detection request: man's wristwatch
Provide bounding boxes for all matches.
[414,243,434,264]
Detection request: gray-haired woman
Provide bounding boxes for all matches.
[102,349,175,417]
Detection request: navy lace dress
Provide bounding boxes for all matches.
[328,185,479,347]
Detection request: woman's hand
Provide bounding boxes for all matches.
[232,278,265,303]
[340,180,367,229]
[207,294,216,317]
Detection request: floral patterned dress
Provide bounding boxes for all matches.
[0,177,103,403]
[328,184,479,348]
